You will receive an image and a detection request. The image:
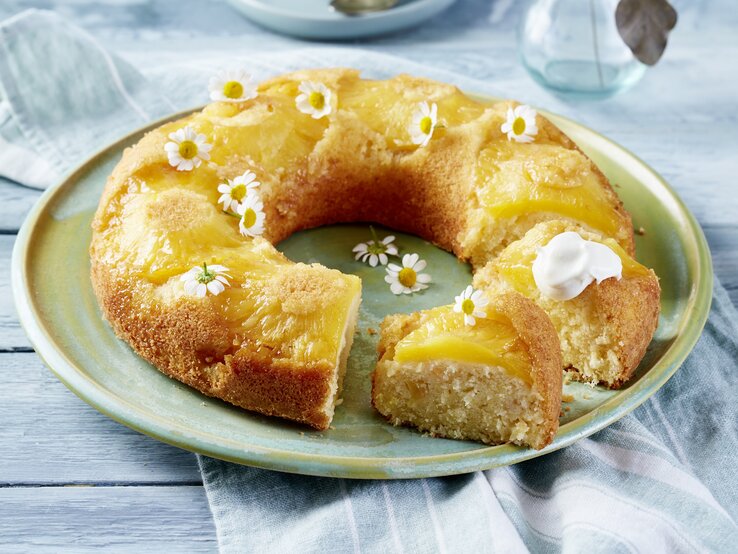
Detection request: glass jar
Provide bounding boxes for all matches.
[519,0,646,100]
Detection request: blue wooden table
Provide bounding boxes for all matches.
[0,0,736,550]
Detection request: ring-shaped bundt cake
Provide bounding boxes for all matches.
[90,69,659,447]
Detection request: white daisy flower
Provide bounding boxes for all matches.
[180,263,232,298]
[409,101,438,147]
[352,228,398,267]
[295,81,333,119]
[237,191,266,237]
[209,69,258,103]
[164,126,212,171]
[217,170,260,212]
[385,253,431,295]
[453,285,489,326]
[501,104,538,143]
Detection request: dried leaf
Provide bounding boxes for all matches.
[615,0,678,66]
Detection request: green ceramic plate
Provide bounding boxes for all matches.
[12,102,712,479]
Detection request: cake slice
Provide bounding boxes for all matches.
[213,262,362,430]
[473,220,660,388]
[372,291,562,450]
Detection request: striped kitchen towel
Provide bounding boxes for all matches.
[2,9,736,553]
[198,280,738,553]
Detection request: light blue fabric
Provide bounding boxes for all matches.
[198,283,738,553]
[0,9,175,188]
[3,9,737,553]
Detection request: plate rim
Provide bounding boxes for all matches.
[11,98,713,479]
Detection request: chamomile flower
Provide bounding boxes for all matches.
[501,104,538,143]
[385,253,431,295]
[352,228,398,267]
[295,81,333,119]
[409,101,438,147]
[164,126,212,171]
[237,191,266,237]
[180,263,231,298]
[208,69,258,103]
[217,170,260,212]
[453,285,489,327]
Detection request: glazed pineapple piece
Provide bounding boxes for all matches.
[372,292,562,450]
[464,134,634,266]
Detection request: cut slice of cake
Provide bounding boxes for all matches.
[372,291,562,450]
[214,265,362,430]
[473,220,660,388]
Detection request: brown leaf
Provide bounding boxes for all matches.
[615,0,678,66]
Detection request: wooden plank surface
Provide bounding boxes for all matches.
[1,235,32,351]
[0,180,40,233]
[0,486,216,552]
[0,353,201,485]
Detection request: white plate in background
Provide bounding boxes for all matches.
[226,0,457,40]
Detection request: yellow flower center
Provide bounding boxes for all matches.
[242,208,257,228]
[461,298,475,315]
[178,140,198,160]
[308,91,325,110]
[512,117,526,135]
[419,116,433,135]
[231,183,247,202]
[223,80,244,99]
[398,268,417,288]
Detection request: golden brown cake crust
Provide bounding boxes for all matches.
[491,292,563,444]
[591,270,661,388]
[90,261,338,429]
[91,67,645,432]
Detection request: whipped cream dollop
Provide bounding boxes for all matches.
[532,231,622,301]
